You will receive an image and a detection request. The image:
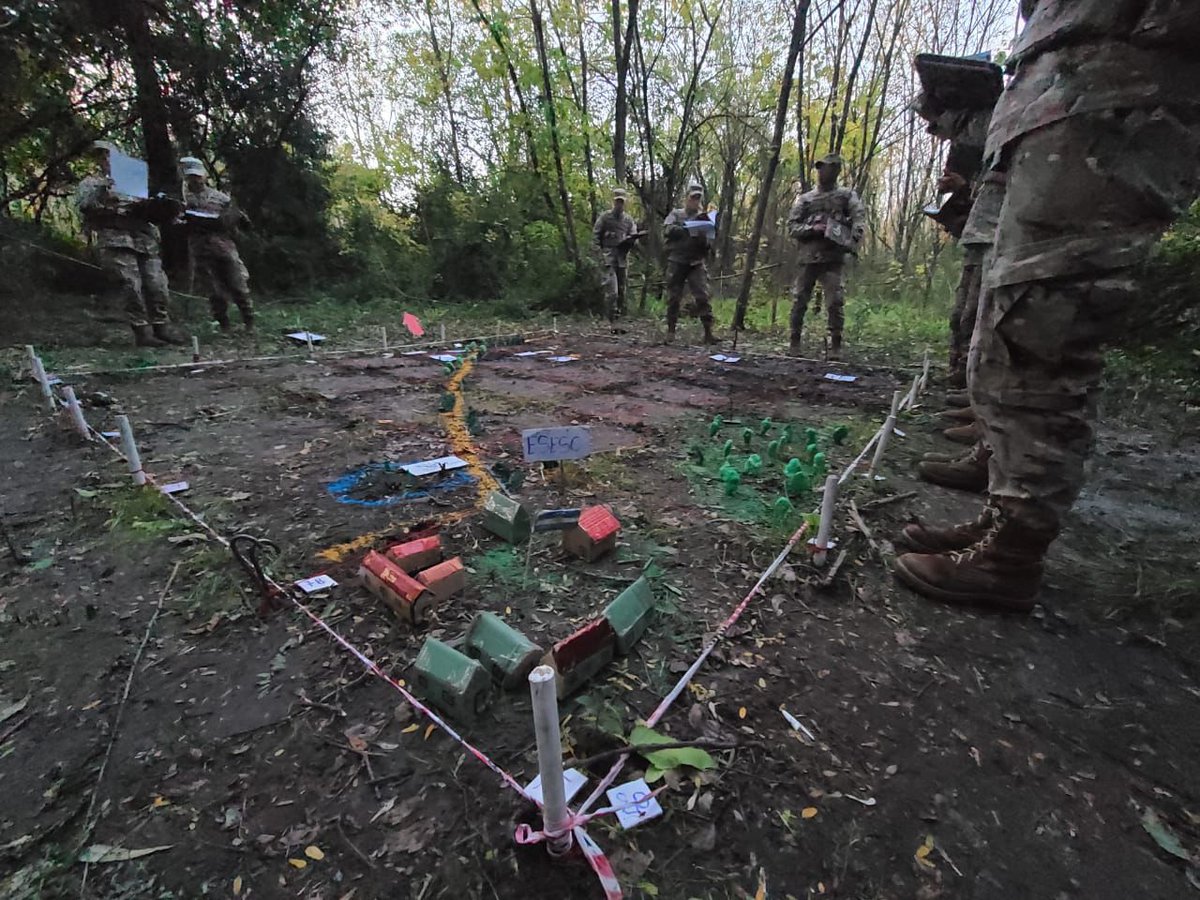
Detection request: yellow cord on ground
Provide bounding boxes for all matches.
[316,351,496,562]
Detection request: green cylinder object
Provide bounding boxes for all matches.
[774,497,793,516]
[759,417,772,436]
[813,452,827,475]
[722,439,734,458]
[709,415,724,437]
[805,442,819,459]
[786,471,811,494]
[741,427,753,448]
[743,454,763,476]
[804,427,819,445]
[784,458,803,477]
[831,424,849,444]
[781,424,794,445]
[719,464,741,496]
[767,439,781,461]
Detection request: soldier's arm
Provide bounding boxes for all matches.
[848,191,867,246]
[663,210,687,242]
[76,179,119,215]
[593,213,606,250]
[787,196,815,240]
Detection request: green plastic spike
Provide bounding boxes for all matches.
[718,463,741,496]
[741,427,753,449]
[774,497,793,517]
[722,439,734,459]
[831,424,849,444]
[804,427,819,445]
[759,417,772,436]
[805,442,819,460]
[743,454,763,476]
[786,471,811,495]
[781,424,794,445]
[813,452,827,475]
[767,439,781,461]
[709,415,724,437]
[784,458,803,478]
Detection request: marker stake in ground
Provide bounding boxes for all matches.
[115,415,146,486]
[528,665,573,857]
[868,414,897,479]
[191,335,200,363]
[30,355,56,413]
[811,474,839,566]
[381,326,388,352]
[62,386,91,441]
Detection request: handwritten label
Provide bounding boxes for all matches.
[295,574,337,594]
[521,426,592,463]
[606,778,662,830]
[159,481,190,495]
[525,768,588,806]
[398,455,468,478]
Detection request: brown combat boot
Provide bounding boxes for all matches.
[941,405,976,423]
[153,322,189,345]
[945,390,970,408]
[893,499,1057,612]
[701,318,721,345]
[133,324,166,348]
[917,443,990,493]
[943,422,979,445]
[896,505,993,554]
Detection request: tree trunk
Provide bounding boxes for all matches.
[424,0,465,183]
[576,0,598,222]
[531,0,580,270]
[731,0,810,332]
[612,0,638,185]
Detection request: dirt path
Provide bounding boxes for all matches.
[1,328,1198,899]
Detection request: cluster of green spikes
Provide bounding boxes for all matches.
[699,414,849,499]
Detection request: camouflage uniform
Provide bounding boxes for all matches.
[786,176,865,349]
[972,0,1200,537]
[662,207,714,328]
[185,185,253,326]
[593,207,636,321]
[75,174,170,328]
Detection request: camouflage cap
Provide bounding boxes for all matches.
[180,156,207,177]
[88,140,118,155]
[815,153,844,168]
[686,183,703,197]
[612,188,628,200]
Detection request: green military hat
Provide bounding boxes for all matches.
[815,153,844,169]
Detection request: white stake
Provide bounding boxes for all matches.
[889,389,902,418]
[905,374,920,411]
[116,415,146,486]
[920,348,931,393]
[191,335,201,363]
[440,323,446,343]
[812,474,839,566]
[868,415,896,478]
[25,344,38,373]
[553,315,559,335]
[30,355,56,413]
[528,665,573,857]
[381,326,388,352]
[62,386,92,441]
[305,330,315,356]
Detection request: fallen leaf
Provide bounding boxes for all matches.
[801,807,818,819]
[78,844,173,864]
[629,724,716,779]
[401,724,420,734]
[1141,808,1191,861]
[423,724,435,741]
[304,845,324,861]
[232,876,243,895]
[0,695,30,724]
[738,707,747,720]
[151,796,169,809]
[287,858,307,869]
[81,699,102,712]
[228,491,252,502]
[914,834,936,869]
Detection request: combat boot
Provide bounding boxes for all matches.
[917,443,990,493]
[153,323,189,345]
[945,390,970,408]
[665,322,677,343]
[896,505,993,554]
[828,334,842,361]
[943,422,979,445]
[215,313,232,333]
[893,498,1057,612]
[701,318,720,345]
[940,406,977,424]
[132,324,166,348]
[240,310,255,333]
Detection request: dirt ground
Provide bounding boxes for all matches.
[2,323,1199,900]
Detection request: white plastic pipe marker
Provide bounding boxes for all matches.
[528,665,573,856]
[62,386,91,441]
[115,415,146,486]
[813,474,839,566]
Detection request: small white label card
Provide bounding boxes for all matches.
[524,768,588,806]
[159,481,190,495]
[606,778,662,830]
[823,373,857,383]
[295,574,338,593]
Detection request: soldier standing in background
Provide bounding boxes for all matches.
[592,188,639,331]
[75,141,187,347]
[181,157,254,332]
[895,0,1200,612]
[662,184,719,344]
[786,153,865,360]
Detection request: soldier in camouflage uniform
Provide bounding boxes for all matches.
[181,157,254,332]
[592,188,638,328]
[75,141,186,347]
[895,0,1200,612]
[786,153,865,359]
[662,184,719,344]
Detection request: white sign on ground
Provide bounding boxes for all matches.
[524,768,587,806]
[398,455,469,477]
[606,778,663,830]
[521,426,592,462]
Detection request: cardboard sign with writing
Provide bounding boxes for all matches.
[521,426,592,462]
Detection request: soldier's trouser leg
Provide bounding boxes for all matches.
[100,249,149,328]
[198,256,231,325]
[971,108,1200,537]
[138,252,171,325]
[212,252,253,322]
[790,265,819,341]
[614,266,627,319]
[687,263,712,324]
[602,265,619,320]
[818,262,845,347]
[948,252,984,380]
[665,262,689,326]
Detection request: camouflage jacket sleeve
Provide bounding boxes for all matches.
[663,209,687,242]
[847,189,866,246]
[787,193,812,240]
[75,176,119,217]
[593,212,606,250]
